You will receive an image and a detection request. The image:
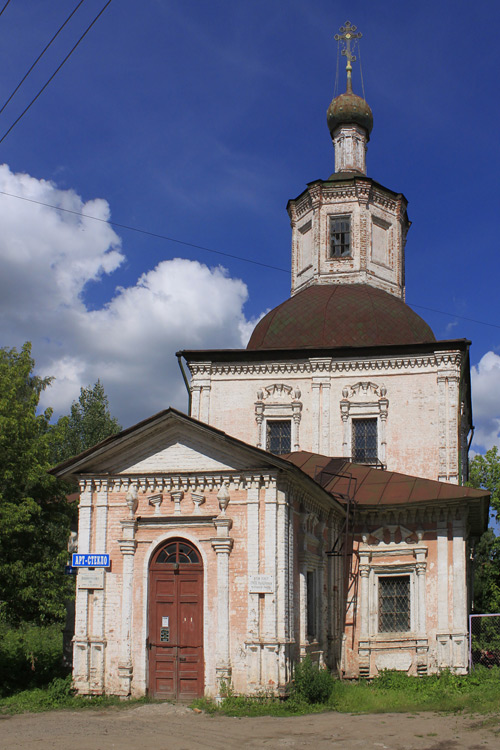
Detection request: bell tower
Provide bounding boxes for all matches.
[288,22,410,300]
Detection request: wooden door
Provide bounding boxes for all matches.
[148,539,204,699]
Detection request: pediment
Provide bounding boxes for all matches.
[53,410,276,477]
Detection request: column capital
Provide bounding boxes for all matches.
[211,537,234,554]
[119,539,137,556]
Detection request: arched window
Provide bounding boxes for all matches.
[153,539,200,565]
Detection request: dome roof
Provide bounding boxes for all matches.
[327,91,373,138]
[247,285,435,351]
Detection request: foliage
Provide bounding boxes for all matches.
[290,656,335,704]
[50,380,121,464]
[0,621,66,696]
[192,667,500,718]
[0,344,74,625]
[469,448,500,613]
[0,674,153,714]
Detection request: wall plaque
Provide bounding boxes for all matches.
[77,568,105,589]
[249,574,274,594]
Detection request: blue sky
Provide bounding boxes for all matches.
[0,0,499,451]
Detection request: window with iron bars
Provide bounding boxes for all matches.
[379,575,410,632]
[352,418,378,463]
[266,419,291,455]
[330,216,351,257]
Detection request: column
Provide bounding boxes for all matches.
[246,481,260,686]
[312,382,321,453]
[212,517,233,694]
[118,519,137,696]
[320,380,331,455]
[436,518,450,666]
[452,516,467,670]
[90,479,108,693]
[416,562,427,633]
[190,384,201,419]
[200,383,211,423]
[447,376,460,483]
[437,371,449,481]
[73,479,93,692]
[263,480,279,685]
[359,561,370,637]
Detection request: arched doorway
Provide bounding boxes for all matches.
[148,539,204,699]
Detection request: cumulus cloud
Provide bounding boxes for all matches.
[471,351,500,451]
[0,165,256,427]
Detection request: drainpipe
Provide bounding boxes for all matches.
[176,352,191,414]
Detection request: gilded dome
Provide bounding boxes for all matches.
[247,284,435,350]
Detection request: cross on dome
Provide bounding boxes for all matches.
[334,20,362,93]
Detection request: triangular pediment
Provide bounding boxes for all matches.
[51,409,279,478]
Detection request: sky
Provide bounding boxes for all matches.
[0,0,499,454]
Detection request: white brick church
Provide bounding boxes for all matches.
[53,28,488,699]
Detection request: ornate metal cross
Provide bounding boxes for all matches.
[335,21,362,90]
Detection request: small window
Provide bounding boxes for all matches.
[330,216,351,257]
[307,571,316,639]
[379,576,410,632]
[266,420,291,455]
[352,418,377,463]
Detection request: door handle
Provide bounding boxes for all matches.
[179,656,187,661]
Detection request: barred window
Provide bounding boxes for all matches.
[330,216,351,257]
[266,420,291,455]
[352,418,378,463]
[379,576,410,632]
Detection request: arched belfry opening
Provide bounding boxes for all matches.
[147,538,204,699]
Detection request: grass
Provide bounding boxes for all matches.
[0,675,155,715]
[191,667,500,718]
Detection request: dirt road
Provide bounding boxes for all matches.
[1,703,498,750]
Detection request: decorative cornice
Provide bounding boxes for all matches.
[189,351,463,377]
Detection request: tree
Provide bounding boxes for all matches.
[469,447,500,613]
[0,343,73,625]
[51,380,121,464]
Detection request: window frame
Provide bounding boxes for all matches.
[266,418,292,455]
[329,215,352,258]
[369,566,417,636]
[352,417,378,464]
[377,574,411,634]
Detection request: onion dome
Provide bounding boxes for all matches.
[327,90,373,139]
[247,284,435,351]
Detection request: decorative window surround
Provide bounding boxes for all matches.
[340,382,388,465]
[359,534,427,651]
[255,384,302,451]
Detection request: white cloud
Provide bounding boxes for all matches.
[0,165,257,427]
[471,351,500,452]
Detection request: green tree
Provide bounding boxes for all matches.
[469,447,500,613]
[0,343,73,625]
[51,380,121,464]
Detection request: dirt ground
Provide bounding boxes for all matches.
[1,703,499,750]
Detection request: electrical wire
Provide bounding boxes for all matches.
[0,0,113,146]
[0,189,289,273]
[0,0,12,18]
[0,0,88,118]
[0,186,498,330]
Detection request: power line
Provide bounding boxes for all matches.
[0,0,113,146]
[0,0,12,18]
[0,0,88,118]
[0,187,498,331]
[0,189,289,273]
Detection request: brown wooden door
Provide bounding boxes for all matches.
[148,539,204,699]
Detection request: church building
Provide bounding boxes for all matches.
[52,23,489,700]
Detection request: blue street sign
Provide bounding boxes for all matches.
[65,565,78,575]
[72,553,110,568]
